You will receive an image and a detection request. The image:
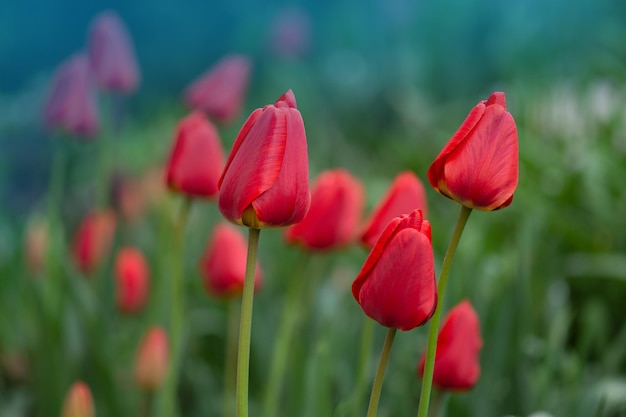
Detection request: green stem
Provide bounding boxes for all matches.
[416,205,472,417]
[263,253,309,416]
[223,299,240,417]
[236,227,261,417]
[160,198,193,417]
[366,327,397,417]
[141,390,154,417]
[353,317,376,417]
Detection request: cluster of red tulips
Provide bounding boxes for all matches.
[35,9,519,417]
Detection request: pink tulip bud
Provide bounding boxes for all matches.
[88,11,140,93]
[184,55,252,123]
[43,54,100,138]
[134,326,169,392]
[61,381,94,417]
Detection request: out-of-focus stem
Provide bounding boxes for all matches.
[352,317,376,417]
[159,198,192,417]
[223,299,240,417]
[416,205,472,417]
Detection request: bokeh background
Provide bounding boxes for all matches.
[2,0,626,416]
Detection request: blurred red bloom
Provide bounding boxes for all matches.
[42,53,100,138]
[218,90,310,228]
[72,210,116,276]
[428,92,518,210]
[115,247,150,314]
[165,111,225,198]
[360,171,428,249]
[285,168,364,250]
[199,223,262,298]
[184,55,252,123]
[352,209,436,331]
[134,326,169,392]
[88,10,140,93]
[418,300,483,391]
[62,381,94,417]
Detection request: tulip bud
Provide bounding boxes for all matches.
[88,11,140,93]
[165,111,225,198]
[285,169,364,250]
[25,219,48,275]
[42,54,100,138]
[115,247,150,314]
[61,381,94,417]
[218,90,310,228]
[184,55,252,123]
[352,209,436,331]
[200,223,262,298]
[418,300,482,390]
[360,171,428,249]
[134,326,169,392]
[428,92,518,211]
[72,210,116,276]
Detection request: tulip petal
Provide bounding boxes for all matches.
[443,105,518,210]
[428,102,486,196]
[218,108,287,224]
[252,107,310,226]
[357,228,435,331]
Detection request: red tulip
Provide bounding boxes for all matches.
[88,11,140,93]
[134,326,169,392]
[184,55,252,123]
[218,90,310,228]
[352,209,436,331]
[360,171,428,249]
[115,247,150,314]
[284,169,364,250]
[72,210,116,276]
[418,300,482,391]
[428,92,518,211]
[62,381,94,417]
[42,53,100,138]
[199,223,263,298]
[165,111,225,198]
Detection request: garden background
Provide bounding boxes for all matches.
[1,0,626,416]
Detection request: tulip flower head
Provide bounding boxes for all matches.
[72,210,116,276]
[62,381,94,417]
[352,209,436,331]
[360,171,428,249]
[184,55,252,123]
[428,92,518,211]
[134,326,169,392]
[200,223,263,298]
[285,169,364,250]
[42,53,100,138]
[88,10,140,93]
[218,89,310,228]
[418,300,482,391]
[165,111,225,199]
[115,247,150,314]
